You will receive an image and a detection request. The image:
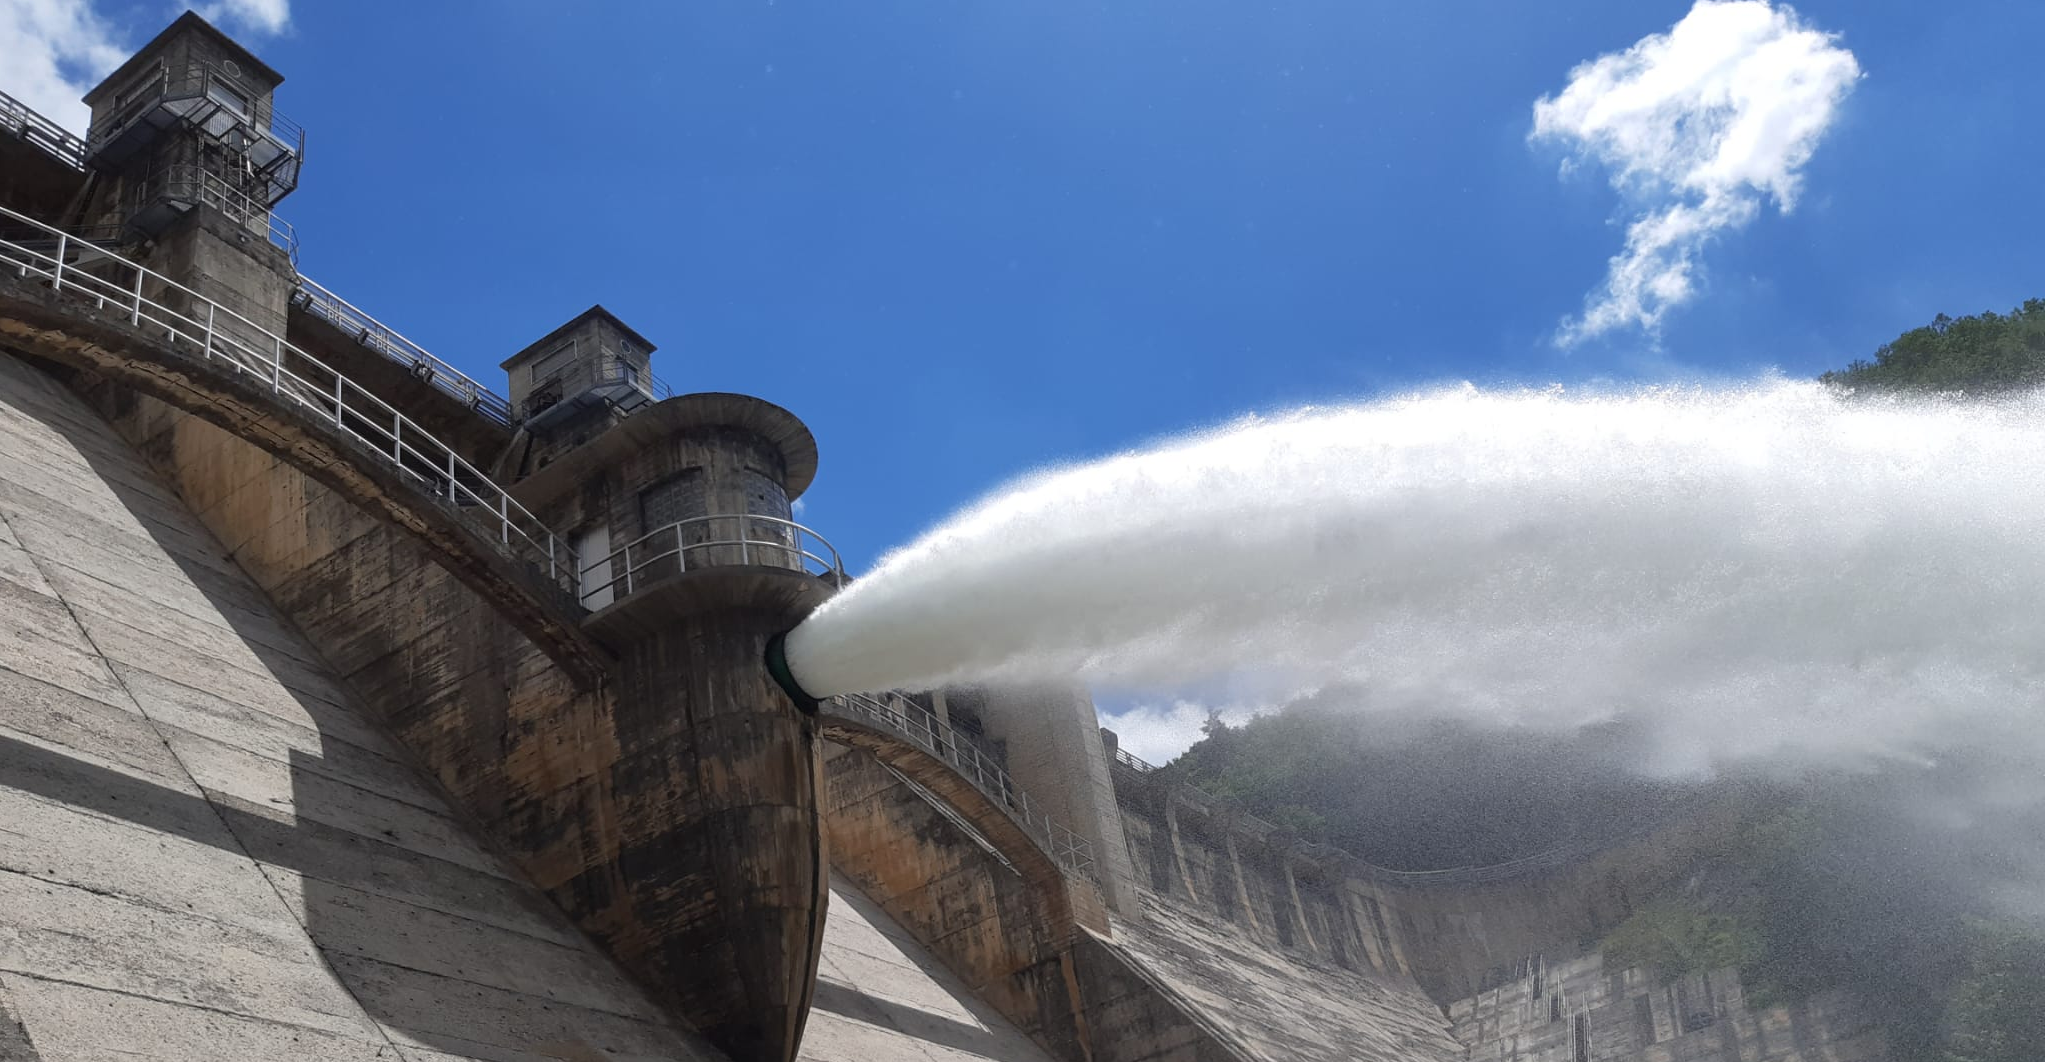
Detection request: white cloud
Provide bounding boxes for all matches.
[0,0,127,132]
[0,0,292,136]
[195,0,290,37]
[1101,700,1264,766]
[1531,0,1860,345]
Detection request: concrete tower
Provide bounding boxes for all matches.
[75,11,303,340]
[505,312,836,1062]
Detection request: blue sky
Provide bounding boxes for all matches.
[9,0,2045,756]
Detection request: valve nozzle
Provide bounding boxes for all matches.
[764,632,821,715]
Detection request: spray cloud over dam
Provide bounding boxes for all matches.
[783,380,2045,776]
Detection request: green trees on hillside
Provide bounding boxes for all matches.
[1821,300,2045,393]
[1944,922,2045,1062]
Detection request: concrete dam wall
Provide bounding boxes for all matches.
[0,350,1072,1062]
[0,350,721,1060]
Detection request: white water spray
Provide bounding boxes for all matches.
[783,381,2045,773]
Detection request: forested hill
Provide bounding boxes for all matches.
[1821,299,2045,393]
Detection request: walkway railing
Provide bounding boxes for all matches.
[178,167,298,262]
[0,89,86,169]
[1114,746,1158,774]
[0,201,581,596]
[830,690,1100,881]
[579,514,845,606]
[291,276,515,425]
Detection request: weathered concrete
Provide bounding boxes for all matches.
[594,573,830,1062]
[963,684,1141,918]
[1098,889,1465,1062]
[825,745,1098,1062]
[0,349,728,1060]
[510,393,819,514]
[0,268,606,684]
[1449,952,1889,1062]
[545,376,841,1062]
[1111,767,1419,984]
[1106,750,1744,1003]
[820,710,1108,935]
[801,872,1062,1062]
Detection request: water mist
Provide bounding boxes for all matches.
[779,380,2045,775]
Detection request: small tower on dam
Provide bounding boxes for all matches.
[502,307,838,1062]
[501,305,667,472]
[75,12,303,339]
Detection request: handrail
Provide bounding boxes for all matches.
[89,61,305,165]
[1113,746,1158,774]
[829,690,1100,881]
[291,276,514,425]
[0,89,86,169]
[592,358,675,405]
[180,167,298,262]
[579,513,845,606]
[0,201,581,597]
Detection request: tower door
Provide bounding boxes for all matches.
[576,523,613,609]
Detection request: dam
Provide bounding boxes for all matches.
[0,12,1891,1062]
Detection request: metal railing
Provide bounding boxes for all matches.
[0,201,581,596]
[830,690,1100,881]
[580,514,845,606]
[90,61,306,164]
[1114,746,1158,774]
[593,358,675,404]
[0,89,86,169]
[171,166,298,261]
[291,276,515,425]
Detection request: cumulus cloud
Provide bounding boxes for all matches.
[0,0,126,131]
[1532,0,1860,345]
[195,0,289,37]
[0,0,292,135]
[1100,700,1264,765]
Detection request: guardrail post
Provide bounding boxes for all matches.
[51,233,64,292]
[739,513,751,565]
[129,269,144,325]
[498,493,509,545]
[446,451,457,501]
[203,304,215,358]
[392,413,402,461]
[272,336,283,391]
[333,375,344,425]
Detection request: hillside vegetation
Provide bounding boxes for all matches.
[1821,300,2045,394]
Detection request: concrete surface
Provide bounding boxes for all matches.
[0,350,725,1061]
[800,872,1061,1062]
[1106,888,1465,1062]
[1450,952,1889,1062]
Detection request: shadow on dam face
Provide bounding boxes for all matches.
[0,355,707,1060]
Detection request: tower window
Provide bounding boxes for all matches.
[640,469,707,533]
[743,469,791,522]
[207,79,250,117]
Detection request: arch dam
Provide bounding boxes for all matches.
[0,15,1892,1062]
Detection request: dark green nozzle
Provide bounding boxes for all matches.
[764,632,821,715]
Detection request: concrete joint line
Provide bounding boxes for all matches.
[0,502,408,1056]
